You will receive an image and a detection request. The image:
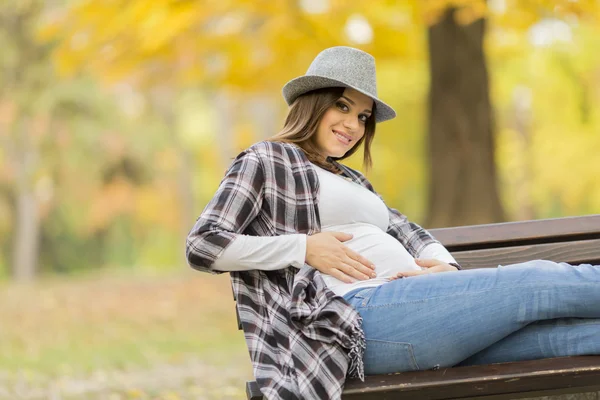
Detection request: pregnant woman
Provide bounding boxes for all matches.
[186,46,600,400]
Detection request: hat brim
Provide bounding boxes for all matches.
[282,75,396,123]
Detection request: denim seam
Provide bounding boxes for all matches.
[352,287,377,300]
[358,283,598,310]
[366,339,420,370]
[555,318,600,326]
[348,287,378,307]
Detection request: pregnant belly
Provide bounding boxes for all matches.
[321,222,422,281]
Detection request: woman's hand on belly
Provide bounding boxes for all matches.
[389,258,459,280]
[306,232,377,283]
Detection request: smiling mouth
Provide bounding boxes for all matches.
[333,130,352,145]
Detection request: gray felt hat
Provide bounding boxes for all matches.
[282,46,396,123]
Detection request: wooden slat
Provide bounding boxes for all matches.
[245,356,600,400]
[451,386,600,400]
[246,380,263,400]
[430,214,600,250]
[342,356,600,400]
[452,238,600,270]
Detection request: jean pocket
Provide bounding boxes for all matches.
[363,339,420,375]
[352,287,378,307]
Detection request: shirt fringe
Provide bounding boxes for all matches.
[346,318,366,381]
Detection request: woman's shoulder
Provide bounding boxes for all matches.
[244,141,308,163]
[248,140,302,153]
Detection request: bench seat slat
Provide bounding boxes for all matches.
[342,356,600,400]
[246,381,263,400]
[453,238,600,270]
[245,356,600,400]
[430,214,600,250]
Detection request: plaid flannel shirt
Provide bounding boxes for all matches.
[186,141,440,400]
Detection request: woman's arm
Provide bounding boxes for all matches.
[209,229,375,281]
[211,234,307,272]
[186,148,266,273]
[418,242,457,264]
[386,206,463,271]
[186,145,376,280]
[385,206,441,257]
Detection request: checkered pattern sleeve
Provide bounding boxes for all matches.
[186,148,265,273]
[384,202,442,258]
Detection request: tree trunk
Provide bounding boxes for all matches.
[13,185,40,281]
[11,120,40,282]
[425,8,505,228]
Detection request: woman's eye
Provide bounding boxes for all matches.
[336,101,349,111]
[359,114,369,123]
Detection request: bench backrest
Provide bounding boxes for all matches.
[430,214,600,269]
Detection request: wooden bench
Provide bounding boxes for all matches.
[235,214,600,399]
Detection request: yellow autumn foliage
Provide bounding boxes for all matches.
[40,0,600,89]
[34,0,600,237]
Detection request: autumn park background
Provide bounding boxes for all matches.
[1,1,600,399]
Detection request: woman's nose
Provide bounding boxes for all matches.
[343,116,359,130]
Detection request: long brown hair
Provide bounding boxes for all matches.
[269,87,377,173]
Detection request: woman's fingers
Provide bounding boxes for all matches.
[346,258,377,279]
[329,268,356,284]
[346,249,376,276]
[393,264,458,279]
[325,258,375,283]
[397,269,430,277]
[348,249,377,278]
[329,231,354,242]
[339,262,371,281]
[414,258,443,268]
[305,231,378,281]
[329,261,372,283]
[346,249,375,270]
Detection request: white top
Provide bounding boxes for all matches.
[212,164,456,296]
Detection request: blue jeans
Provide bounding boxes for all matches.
[342,260,600,375]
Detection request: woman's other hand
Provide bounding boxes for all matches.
[305,232,376,283]
[389,258,459,281]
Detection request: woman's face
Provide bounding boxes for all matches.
[314,88,374,158]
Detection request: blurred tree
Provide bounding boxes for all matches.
[424,1,599,226]
[425,7,505,227]
[0,1,168,279]
[41,0,600,228]
[0,1,53,281]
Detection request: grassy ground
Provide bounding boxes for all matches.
[0,268,253,399]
